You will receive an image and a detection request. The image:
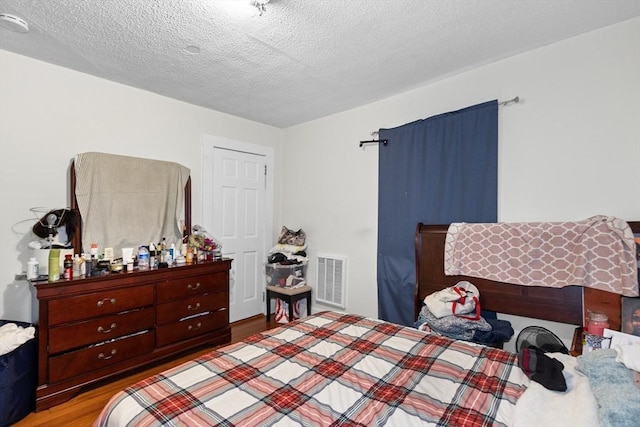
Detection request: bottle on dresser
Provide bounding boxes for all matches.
[149,243,157,268]
[168,243,175,265]
[72,254,81,278]
[48,249,60,282]
[90,243,99,273]
[27,257,39,280]
[138,245,150,270]
[63,254,73,280]
[159,237,168,265]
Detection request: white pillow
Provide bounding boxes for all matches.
[612,342,640,372]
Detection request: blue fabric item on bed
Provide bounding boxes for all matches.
[576,349,640,427]
[474,317,515,345]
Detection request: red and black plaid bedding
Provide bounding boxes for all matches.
[94,311,528,427]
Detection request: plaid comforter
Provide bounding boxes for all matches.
[94,311,528,427]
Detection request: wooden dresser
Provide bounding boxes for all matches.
[33,259,232,411]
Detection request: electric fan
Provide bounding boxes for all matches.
[515,326,569,354]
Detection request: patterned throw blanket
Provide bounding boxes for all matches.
[95,311,528,427]
[444,216,638,296]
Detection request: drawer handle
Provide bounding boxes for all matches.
[187,302,201,311]
[97,298,116,307]
[97,323,117,333]
[187,282,201,291]
[98,349,117,360]
[188,322,202,331]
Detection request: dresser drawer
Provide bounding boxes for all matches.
[156,272,228,303]
[48,331,154,383]
[156,309,228,347]
[48,285,155,326]
[156,291,228,325]
[48,308,155,354]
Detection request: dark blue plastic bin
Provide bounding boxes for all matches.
[0,320,37,427]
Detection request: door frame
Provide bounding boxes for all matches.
[201,134,275,317]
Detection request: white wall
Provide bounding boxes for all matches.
[1,18,638,352]
[283,18,640,350]
[0,50,284,322]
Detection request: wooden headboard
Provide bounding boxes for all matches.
[414,221,640,329]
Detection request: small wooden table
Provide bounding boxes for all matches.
[266,285,312,322]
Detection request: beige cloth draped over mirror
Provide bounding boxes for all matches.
[74,152,191,256]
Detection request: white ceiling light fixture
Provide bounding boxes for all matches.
[250,0,270,16]
[0,13,29,33]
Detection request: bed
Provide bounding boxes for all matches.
[95,221,640,427]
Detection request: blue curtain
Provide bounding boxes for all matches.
[377,100,498,326]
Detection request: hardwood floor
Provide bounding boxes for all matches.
[15,315,278,427]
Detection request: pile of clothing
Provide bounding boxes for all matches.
[268,226,308,263]
[268,226,309,323]
[267,226,308,287]
[414,281,514,346]
[0,322,35,356]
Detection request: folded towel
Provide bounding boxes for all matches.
[0,322,35,356]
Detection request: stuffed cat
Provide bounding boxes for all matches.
[277,226,306,246]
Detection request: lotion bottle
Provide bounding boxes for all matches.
[49,249,60,282]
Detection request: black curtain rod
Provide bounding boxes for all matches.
[359,139,388,147]
[359,96,519,148]
[499,96,519,106]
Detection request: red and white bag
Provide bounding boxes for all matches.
[424,281,480,320]
[274,298,307,324]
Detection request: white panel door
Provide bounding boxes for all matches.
[203,147,266,322]
[209,147,266,322]
[202,136,273,323]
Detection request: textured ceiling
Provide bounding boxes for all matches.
[1,0,639,128]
